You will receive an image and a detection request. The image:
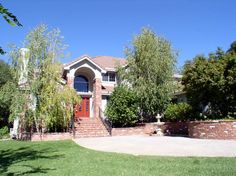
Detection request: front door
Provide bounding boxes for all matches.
[74,97,90,118]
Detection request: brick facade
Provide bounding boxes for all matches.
[67,75,74,88]
[112,122,189,136]
[31,133,72,141]
[93,78,102,117]
[188,120,236,140]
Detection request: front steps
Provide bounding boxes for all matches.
[74,117,110,138]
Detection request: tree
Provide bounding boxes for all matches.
[182,42,236,118]
[105,86,139,127]
[0,60,12,88]
[119,28,176,121]
[0,3,22,54]
[9,24,80,134]
[0,60,15,127]
[38,60,80,132]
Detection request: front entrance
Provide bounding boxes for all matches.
[74,97,90,118]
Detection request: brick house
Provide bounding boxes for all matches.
[63,55,126,118]
[63,55,184,137]
[63,55,126,137]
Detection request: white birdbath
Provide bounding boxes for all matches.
[156,114,164,136]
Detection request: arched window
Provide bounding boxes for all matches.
[74,75,89,92]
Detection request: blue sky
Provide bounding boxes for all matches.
[1,0,235,67]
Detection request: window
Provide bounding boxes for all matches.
[74,75,89,92]
[109,73,115,82]
[102,73,109,81]
[102,72,116,82]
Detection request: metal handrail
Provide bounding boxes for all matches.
[99,107,112,135]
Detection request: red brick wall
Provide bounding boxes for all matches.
[112,125,146,136]
[112,122,189,136]
[67,75,74,88]
[29,121,236,140]
[188,120,236,140]
[31,133,72,141]
[93,78,101,117]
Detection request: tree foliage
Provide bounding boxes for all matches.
[8,24,80,133]
[119,28,176,120]
[0,3,22,54]
[0,60,15,127]
[182,43,236,118]
[38,61,80,131]
[105,86,139,127]
[0,60,13,87]
[164,103,192,122]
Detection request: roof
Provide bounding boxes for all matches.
[63,55,105,72]
[92,56,127,71]
[64,55,127,72]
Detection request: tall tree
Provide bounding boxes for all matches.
[9,24,80,134]
[0,60,14,127]
[0,60,12,87]
[120,28,176,120]
[182,41,236,118]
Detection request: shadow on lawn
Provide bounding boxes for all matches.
[0,145,63,175]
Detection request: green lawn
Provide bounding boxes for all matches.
[0,140,235,176]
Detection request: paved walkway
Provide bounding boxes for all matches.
[74,136,236,157]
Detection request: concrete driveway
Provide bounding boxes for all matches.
[74,136,236,157]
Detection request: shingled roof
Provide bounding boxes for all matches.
[64,55,127,71]
[92,56,127,71]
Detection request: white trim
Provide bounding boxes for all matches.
[102,93,112,96]
[64,56,106,73]
[77,92,93,96]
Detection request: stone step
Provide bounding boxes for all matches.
[74,117,110,137]
[74,134,110,138]
[75,129,107,132]
[76,131,110,134]
[75,126,105,129]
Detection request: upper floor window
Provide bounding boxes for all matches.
[102,72,116,82]
[74,75,89,92]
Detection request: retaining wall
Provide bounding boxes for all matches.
[112,122,188,136]
[28,120,236,141]
[188,120,236,140]
[31,132,73,141]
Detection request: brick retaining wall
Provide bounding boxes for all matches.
[188,120,236,140]
[31,132,73,141]
[29,120,236,140]
[112,122,188,136]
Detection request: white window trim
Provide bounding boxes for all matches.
[102,72,116,83]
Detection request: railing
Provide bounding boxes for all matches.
[99,107,112,136]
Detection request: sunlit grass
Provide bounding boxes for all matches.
[0,140,235,176]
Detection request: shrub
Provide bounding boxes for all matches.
[105,86,139,127]
[164,103,192,121]
[0,126,9,139]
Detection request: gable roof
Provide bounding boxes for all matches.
[92,56,127,71]
[63,54,90,68]
[63,55,105,72]
[64,55,127,72]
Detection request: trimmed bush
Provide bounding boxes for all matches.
[0,126,9,139]
[164,103,192,121]
[105,86,139,127]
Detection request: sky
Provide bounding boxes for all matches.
[1,0,236,67]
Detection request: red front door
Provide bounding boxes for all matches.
[74,97,90,118]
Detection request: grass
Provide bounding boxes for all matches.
[0,140,236,176]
